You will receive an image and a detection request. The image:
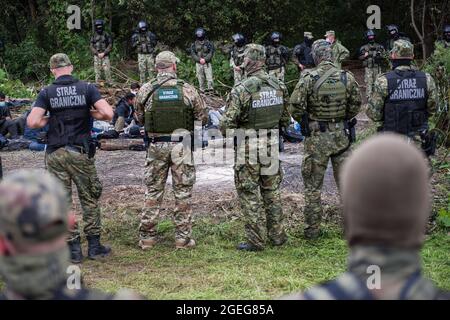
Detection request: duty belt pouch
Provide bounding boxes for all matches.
[82,138,97,159]
[318,121,327,133]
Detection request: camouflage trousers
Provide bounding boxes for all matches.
[233,68,244,85]
[195,63,214,92]
[302,122,350,238]
[268,66,285,82]
[234,140,286,249]
[46,148,103,242]
[139,141,196,242]
[138,54,155,84]
[94,55,112,84]
[364,66,382,99]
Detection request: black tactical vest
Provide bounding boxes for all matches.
[136,32,155,54]
[383,69,428,136]
[266,46,283,70]
[45,76,91,151]
[232,46,245,67]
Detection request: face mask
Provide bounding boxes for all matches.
[0,246,71,299]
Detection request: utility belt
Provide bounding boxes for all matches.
[147,133,193,144]
[309,119,345,133]
[48,141,98,159]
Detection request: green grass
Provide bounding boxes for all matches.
[0,215,448,299]
[76,215,449,299]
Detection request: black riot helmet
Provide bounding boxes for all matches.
[386,24,399,38]
[271,32,281,43]
[444,24,450,41]
[195,28,206,40]
[138,21,148,32]
[366,29,376,42]
[232,33,245,47]
[94,19,105,33]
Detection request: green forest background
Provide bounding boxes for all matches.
[0,0,448,95]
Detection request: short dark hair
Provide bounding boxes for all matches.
[0,92,5,100]
[124,92,136,101]
[130,83,141,90]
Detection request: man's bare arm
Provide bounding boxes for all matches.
[27,107,48,129]
[91,99,113,121]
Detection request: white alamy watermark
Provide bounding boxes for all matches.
[66,265,82,290]
[67,5,81,30]
[367,5,381,30]
[366,265,381,290]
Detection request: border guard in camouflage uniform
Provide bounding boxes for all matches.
[132,21,157,84]
[325,30,349,69]
[190,28,215,92]
[367,40,438,157]
[0,170,143,300]
[359,30,385,99]
[265,32,290,82]
[289,40,361,239]
[27,53,114,264]
[90,19,113,85]
[230,33,246,85]
[136,51,208,250]
[220,44,291,251]
[282,134,449,300]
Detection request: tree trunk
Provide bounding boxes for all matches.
[91,0,95,34]
[28,0,38,23]
[410,0,427,62]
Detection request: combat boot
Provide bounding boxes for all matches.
[87,235,111,260]
[139,238,157,250]
[68,238,83,264]
[175,238,196,249]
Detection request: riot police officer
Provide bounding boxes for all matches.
[90,19,113,85]
[359,29,385,99]
[292,32,315,73]
[265,32,290,82]
[230,33,246,84]
[132,21,157,84]
[367,40,438,157]
[385,24,410,51]
[27,53,114,263]
[190,28,215,92]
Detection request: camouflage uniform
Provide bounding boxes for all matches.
[132,30,157,84]
[46,149,103,242]
[265,44,289,82]
[221,44,291,250]
[136,51,208,248]
[281,135,448,300]
[90,32,113,84]
[0,170,142,300]
[359,42,385,99]
[326,31,349,69]
[230,44,246,85]
[289,40,361,239]
[366,40,437,148]
[191,39,215,91]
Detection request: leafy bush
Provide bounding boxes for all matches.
[0,68,35,98]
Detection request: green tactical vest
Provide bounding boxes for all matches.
[241,76,284,130]
[194,41,211,58]
[93,34,108,52]
[308,68,348,121]
[136,33,154,54]
[266,46,282,69]
[144,79,194,134]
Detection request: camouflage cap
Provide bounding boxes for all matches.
[0,170,69,248]
[311,39,332,63]
[49,53,72,69]
[243,43,266,62]
[324,30,335,37]
[155,51,180,69]
[390,39,414,59]
[304,32,314,39]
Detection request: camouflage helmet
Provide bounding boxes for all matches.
[0,170,69,248]
[390,39,414,59]
[155,51,180,69]
[311,39,332,64]
[49,53,72,69]
[243,43,266,62]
